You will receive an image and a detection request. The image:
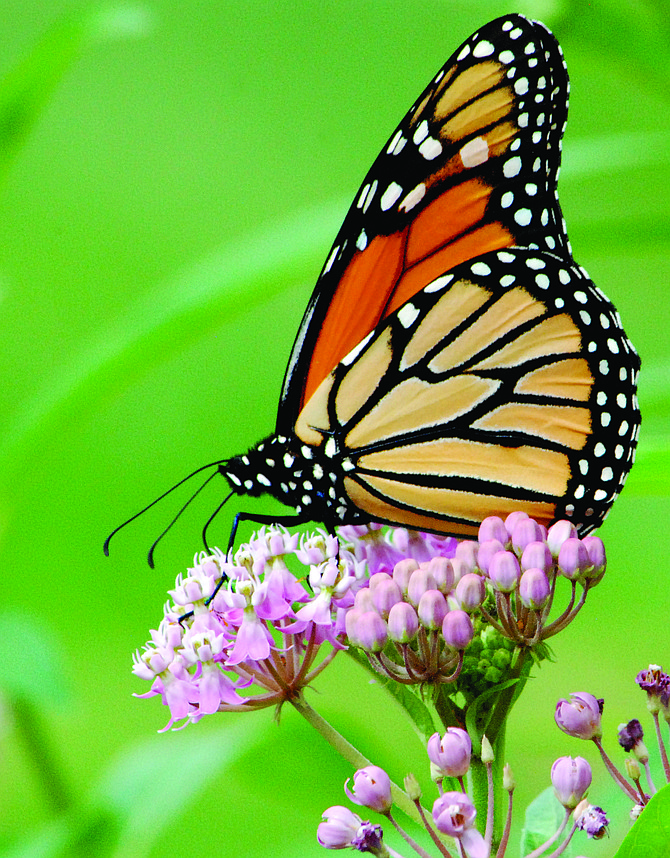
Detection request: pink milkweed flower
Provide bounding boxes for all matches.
[317,806,363,848]
[344,765,392,814]
[427,728,472,779]
[555,692,603,740]
[432,792,489,858]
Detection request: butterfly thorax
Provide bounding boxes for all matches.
[220,434,367,527]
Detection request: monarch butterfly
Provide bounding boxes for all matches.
[106,14,639,562]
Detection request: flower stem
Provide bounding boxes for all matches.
[290,692,424,825]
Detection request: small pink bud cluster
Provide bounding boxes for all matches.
[344,554,474,684]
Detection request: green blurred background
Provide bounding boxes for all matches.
[0,1,668,856]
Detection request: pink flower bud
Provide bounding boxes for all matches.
[504,510,529,538]
[392,558,419,594]
[454,540,478,572]
[427,728,472,777]
[557,538,590,580]
[387,601,419,643]
[407,567,438,606]
[478,515,508,546]
[488,551,520,593]
[422,556,455,593]
[370,576,403,618]
[551,755,592,808]
[317,805,362,848]
[511,517,545,553]
[352,611,388,652]
[353,588,375,612]
[344,765,392,813]
[519,567,550,609]
[417,589,449,630]
[455,573,485,612]
[476,539,505,575]
[520,540,553,573]
[546,519,578,557]
[442,610,474,650]
[555,692,603,740]
[581,536,606,578]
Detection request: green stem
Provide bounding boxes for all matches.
[468,725,506,848]
[290,692,424,826]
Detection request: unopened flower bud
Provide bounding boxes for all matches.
[557,538,590,580]
[455,573,485,612]
[511,517,545,553]
[504,510,529,537]
[417,589,449,630]
[546,519,577,557]
[432,793,489,857]
[348,611,388,652]
[480,735,494,763]
[581,535,606,576]
[519,567,551,609]
[520,540,553,573]
[370,576,403,619]
[344,765,392,814]
[488,551,520,592]
[387,602,419,643]
[478,515,509,546]
[422,556,455,593]
[407,567,438,606]
[392,558,419,594]
[454,540,479,571]
[403,772,421,800]
[442,610,474,650]
[551,756,592,808]
[624,757,641,781]
[503,763,515,792]
[476,539,505,575]
[555,692,603,740]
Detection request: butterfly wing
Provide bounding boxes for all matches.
[278,14,571,433]
[293,248,640,537]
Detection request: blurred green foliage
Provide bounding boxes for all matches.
[0,1,668,856]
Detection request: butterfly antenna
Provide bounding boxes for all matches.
[103,459,227,563]
[202,490,235,555]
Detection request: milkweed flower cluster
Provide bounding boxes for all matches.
[132,513,605,729]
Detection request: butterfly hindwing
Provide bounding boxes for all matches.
[279,14,571,431]
[294,248,640,536]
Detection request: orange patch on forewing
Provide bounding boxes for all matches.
[514,358,593,401]
[294,373,334,445]
[345,374,500,448]
[471,313,582,371]
[334,328,393,426]
[428,287,547,373]
[401,279,492,369]
[441,87,514,143]
[405,179,492,266]
[388,222,515,315]
[472,403,592,449]
[432,62,507,121]
[357,437,570,497]
[301,230,407,408]
[345,475,558,534]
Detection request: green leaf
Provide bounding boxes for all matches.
[614,784,670,858]
[520,786,574,857]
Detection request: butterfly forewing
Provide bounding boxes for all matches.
[294,248,640,536]
[278,14,571,431]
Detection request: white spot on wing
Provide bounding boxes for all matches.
[342,330,374,366]
[460,136,489,168]
[397,303,420,329]
[380,182,403,211]
[399,182,426,212]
